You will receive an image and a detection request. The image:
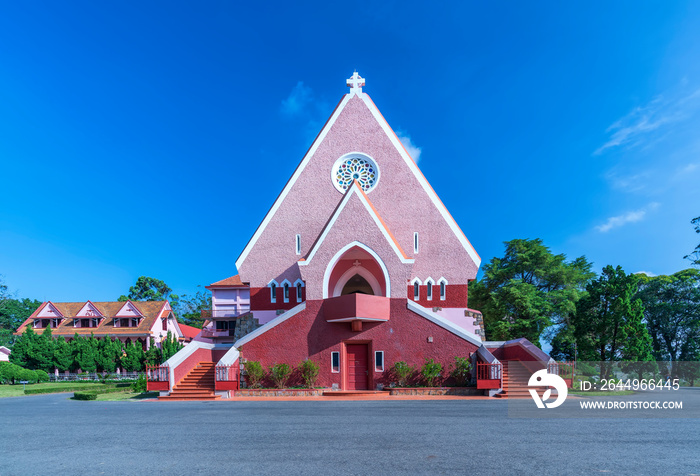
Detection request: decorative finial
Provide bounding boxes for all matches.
[346,71,365,95]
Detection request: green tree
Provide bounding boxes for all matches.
[96,336,123,373]
[0,297,42,348]
[53,336,73,372]
[685,216,700,267]
[9,326,36,368]
[173,287,211,328]
[160,331,182,362]
[119,276,177,302]
[469,238,594,345]
[636,269,700,378]
[31,326,56,373]
[121,341,145,372]
[72,334,98,373]
[573,266,654,378]
[145,338,164,366]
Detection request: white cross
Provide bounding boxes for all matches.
[352,260,362,267]
[346,71,365,94]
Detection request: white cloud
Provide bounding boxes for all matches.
[396,130,422,164]
[280,81,313,117]
[679,162,698,174]
[595,88,700,155]
[595,202,660,233]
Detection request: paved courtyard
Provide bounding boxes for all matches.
[1,390,699,475]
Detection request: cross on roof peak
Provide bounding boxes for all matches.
[346,71,365,94]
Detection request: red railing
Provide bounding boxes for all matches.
[477,361,503,381]
[548,361,575,387]
[215,365,238,382]
[146,365,169,382]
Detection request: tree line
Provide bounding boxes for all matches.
[9,326,182,373]
[470,215,700,380]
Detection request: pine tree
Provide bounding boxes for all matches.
[122,341,145,372]
[72,333,98,373]
[32,326,56,373]
[53,336,73,372]
[9,326,34,368]
[145,338,163,366]
[161,331,182,361]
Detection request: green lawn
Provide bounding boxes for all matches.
[94,391,159,401]
[0,382,106,398]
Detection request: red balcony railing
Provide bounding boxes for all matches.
[147,365,169,382]
[476,362,502,389]
[548,361,575,388]
[215,365,238,382]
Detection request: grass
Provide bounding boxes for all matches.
[95,391,159,401]
[0,382,105,398]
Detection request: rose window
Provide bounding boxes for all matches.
[332,154,379,193]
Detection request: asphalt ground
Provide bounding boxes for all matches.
[1,390,699,475]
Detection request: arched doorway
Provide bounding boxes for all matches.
[324,242,389,298]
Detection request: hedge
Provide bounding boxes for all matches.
[25,384,112,395]
[73,392,98,401]
[72,386,132,401]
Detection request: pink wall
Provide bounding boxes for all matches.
[407,284,468,308]
[237,94,479,292]
[172,348,229,386]
[239,299,479,389]
[328,257,386,296]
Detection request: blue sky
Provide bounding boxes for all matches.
[1,1,699,302]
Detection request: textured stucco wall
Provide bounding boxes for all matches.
[238,299,479,389]
[237,93,479,291]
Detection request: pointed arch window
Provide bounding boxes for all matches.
[425,278,435,301]
[269,280,278,304]
[294,279,304,303]
[438,278,448,301]
[411,278,422,300]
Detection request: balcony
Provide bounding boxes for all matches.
[200,309,251,320]
[323,294,390,325]
[200,328,236,339]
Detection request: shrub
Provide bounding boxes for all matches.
[421,359,442,387]
[130,374,147,393]
[392,361,415,387]
[19,368,37,384]
[243,361,265,388]
[73,392,98,400]
[299,359,320,389]
[270,363,292,389]
[0,362,22,384]
[35,369,50,383]
[450,357,471,386]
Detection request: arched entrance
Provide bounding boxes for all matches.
[324,242,389,299]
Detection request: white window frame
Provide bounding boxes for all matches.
[294,279,304,303]
[414,232,419,254]
[295,234,301,255]
[438,277,448,301]
[410,277,422,300]
[331,351,340,373]
[425,277,435,301]
[268,280,279,304]
[281,279,291,303]
[374,351,384,372]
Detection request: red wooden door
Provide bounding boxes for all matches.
[346,344,368,390]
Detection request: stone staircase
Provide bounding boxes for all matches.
[159,362,221,401]
[496,361,538,399]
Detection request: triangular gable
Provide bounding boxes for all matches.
[235,74,480,272]
[75,301,104,318]
[37,301,63,318]
[114,301,145,318]
[300,181,413,266]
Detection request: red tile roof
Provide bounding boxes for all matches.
[207,274,248,288]
[178,323,201,340]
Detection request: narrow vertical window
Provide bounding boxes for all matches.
[270,283,277,303]
[331,352,340,373]
[375,351,384,372]
[413,282,419,300]
[295,234,301,255]
[283,283,290,303]
[440,281,446,300]
[414,232,419,254]
[427,282,433,300]
[296,282,303,302]
[162,317,167,331]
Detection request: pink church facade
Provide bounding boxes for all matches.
[154,73,552,398]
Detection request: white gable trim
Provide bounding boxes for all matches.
[115,301,144,318]
[234,303,306,348]
[332,265,384,298]
[235,95,352,270]
[360,94,481,267]
[409,277,422,285]
[75,301,104,318]
[321,241,391,299]
[407,300,482,346]
[299,182,414,267]
[37,301,63,318]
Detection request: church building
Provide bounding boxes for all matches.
[152,73,553,399]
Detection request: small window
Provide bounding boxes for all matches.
[413,282,419,300]
[162,317,167,331]
[331,352,340,373]
[283,283,290,303]
[296,282,303,302]
[427,282,433,301]
[270,283,277,303]
[440,281,446,300]
[296,234,301,255]
[414,232,419,254]
[375,351,384,372]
